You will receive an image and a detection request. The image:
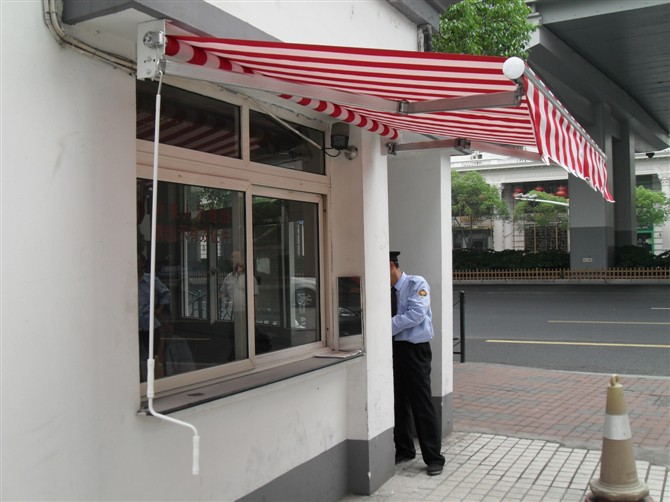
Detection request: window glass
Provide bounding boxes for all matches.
[137,81,241,159]
[249,110,325,174]
[253,196,320,354]
[137,179,247,382]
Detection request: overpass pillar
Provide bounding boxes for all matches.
[613,123,637,247]
[569,103,615,269]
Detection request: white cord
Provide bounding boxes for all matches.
[147,70,201,476]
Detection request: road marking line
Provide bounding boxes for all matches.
[485,339,670,349]
[547,320,670,326]
[650,307,670,310]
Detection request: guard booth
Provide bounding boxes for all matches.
[1,3,614,499]
[132,17,614,490]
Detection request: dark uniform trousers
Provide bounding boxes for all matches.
[392,340,445,465]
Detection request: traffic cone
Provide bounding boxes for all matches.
[586,374,650,502]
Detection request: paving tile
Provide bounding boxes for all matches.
[346,361,670,501]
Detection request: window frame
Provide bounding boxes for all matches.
[135,83,334,396]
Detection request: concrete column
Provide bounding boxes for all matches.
[613,124,637,247]
[569,103,615,269]
[658,175,670,253]
[331,127,395,495]
[388,150,453,438]
[493,184,505,251]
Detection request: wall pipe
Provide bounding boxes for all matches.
[42,0,136,73]
[147,72,200,476]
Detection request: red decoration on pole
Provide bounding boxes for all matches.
[555,186,568,198]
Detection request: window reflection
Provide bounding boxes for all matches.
[137,180,247,382]
[136,81,241,159]
[249,111,325,174]
[253,196,320,354]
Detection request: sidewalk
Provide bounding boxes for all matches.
[344,363,669,501]
[454,363,669,466]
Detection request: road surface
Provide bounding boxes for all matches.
[452,285,670,376]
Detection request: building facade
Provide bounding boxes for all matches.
[1,2,454,500]
[452,151,670,255]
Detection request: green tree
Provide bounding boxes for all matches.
[513,191,568,228]
[452,171,509,248]
[636,185,670,228]
[433,0,536,59]
[513,191,568,252]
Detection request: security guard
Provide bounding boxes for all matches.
[390,251,445,476]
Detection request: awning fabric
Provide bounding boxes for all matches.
[163,35,612,201]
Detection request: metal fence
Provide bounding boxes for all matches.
[454,267,670,281]
[453,291,465,363]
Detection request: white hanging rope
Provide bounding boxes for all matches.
[147,70,201,476]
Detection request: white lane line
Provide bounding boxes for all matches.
[547,320,670,326]
[650,307,670,310]
[485,339,670,349]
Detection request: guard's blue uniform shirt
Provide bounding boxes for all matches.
[392,272,434,343]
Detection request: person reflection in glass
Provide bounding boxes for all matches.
[220,250,250,360]
[138,255,171,381]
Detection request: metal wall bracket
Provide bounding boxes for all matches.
[137,19,167,80]
[385,138,472,154]
[400,87,522,114]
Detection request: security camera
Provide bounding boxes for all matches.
[330,122,350,150]
[646,152,655,159]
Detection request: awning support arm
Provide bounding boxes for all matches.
[470,141,542,162]
[397,86,523,114]
[387,138,471,155]
[387,138,543,163]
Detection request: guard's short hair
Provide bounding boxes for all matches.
[389,251,400,265]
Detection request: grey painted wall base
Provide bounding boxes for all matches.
[348,427,395,495]
[434,392,454,439]
[238,428,395,501]
[570,226,614,269]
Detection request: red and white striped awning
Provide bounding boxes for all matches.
[159,35,612,201]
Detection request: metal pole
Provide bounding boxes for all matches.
[459,290,465,363]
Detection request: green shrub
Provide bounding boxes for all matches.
[453,249,568,270]
[614,246,670,268]
[453,247,669,270]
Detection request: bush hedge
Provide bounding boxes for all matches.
[454,246,670,270]
[453,249,569,270]
[614,246,670,268]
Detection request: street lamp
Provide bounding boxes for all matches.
[513,193,570,252]
[514,193,569,207]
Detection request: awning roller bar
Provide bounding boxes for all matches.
[163,63,523,116]
[139,20,524,117]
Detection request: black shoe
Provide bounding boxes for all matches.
[426,463,443,476]
[395,454,415,464]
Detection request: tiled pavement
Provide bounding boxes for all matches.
[344,364,669,501]
[344,432,669,502]
[453,363,669,466]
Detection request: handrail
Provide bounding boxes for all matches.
[454,268,670,281]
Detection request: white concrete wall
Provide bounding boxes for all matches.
[329,128,394,442]
[2,1,137,498]
[1,1,406,499]
[207,0,418,49]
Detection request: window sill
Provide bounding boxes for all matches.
[138,350,363,415]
